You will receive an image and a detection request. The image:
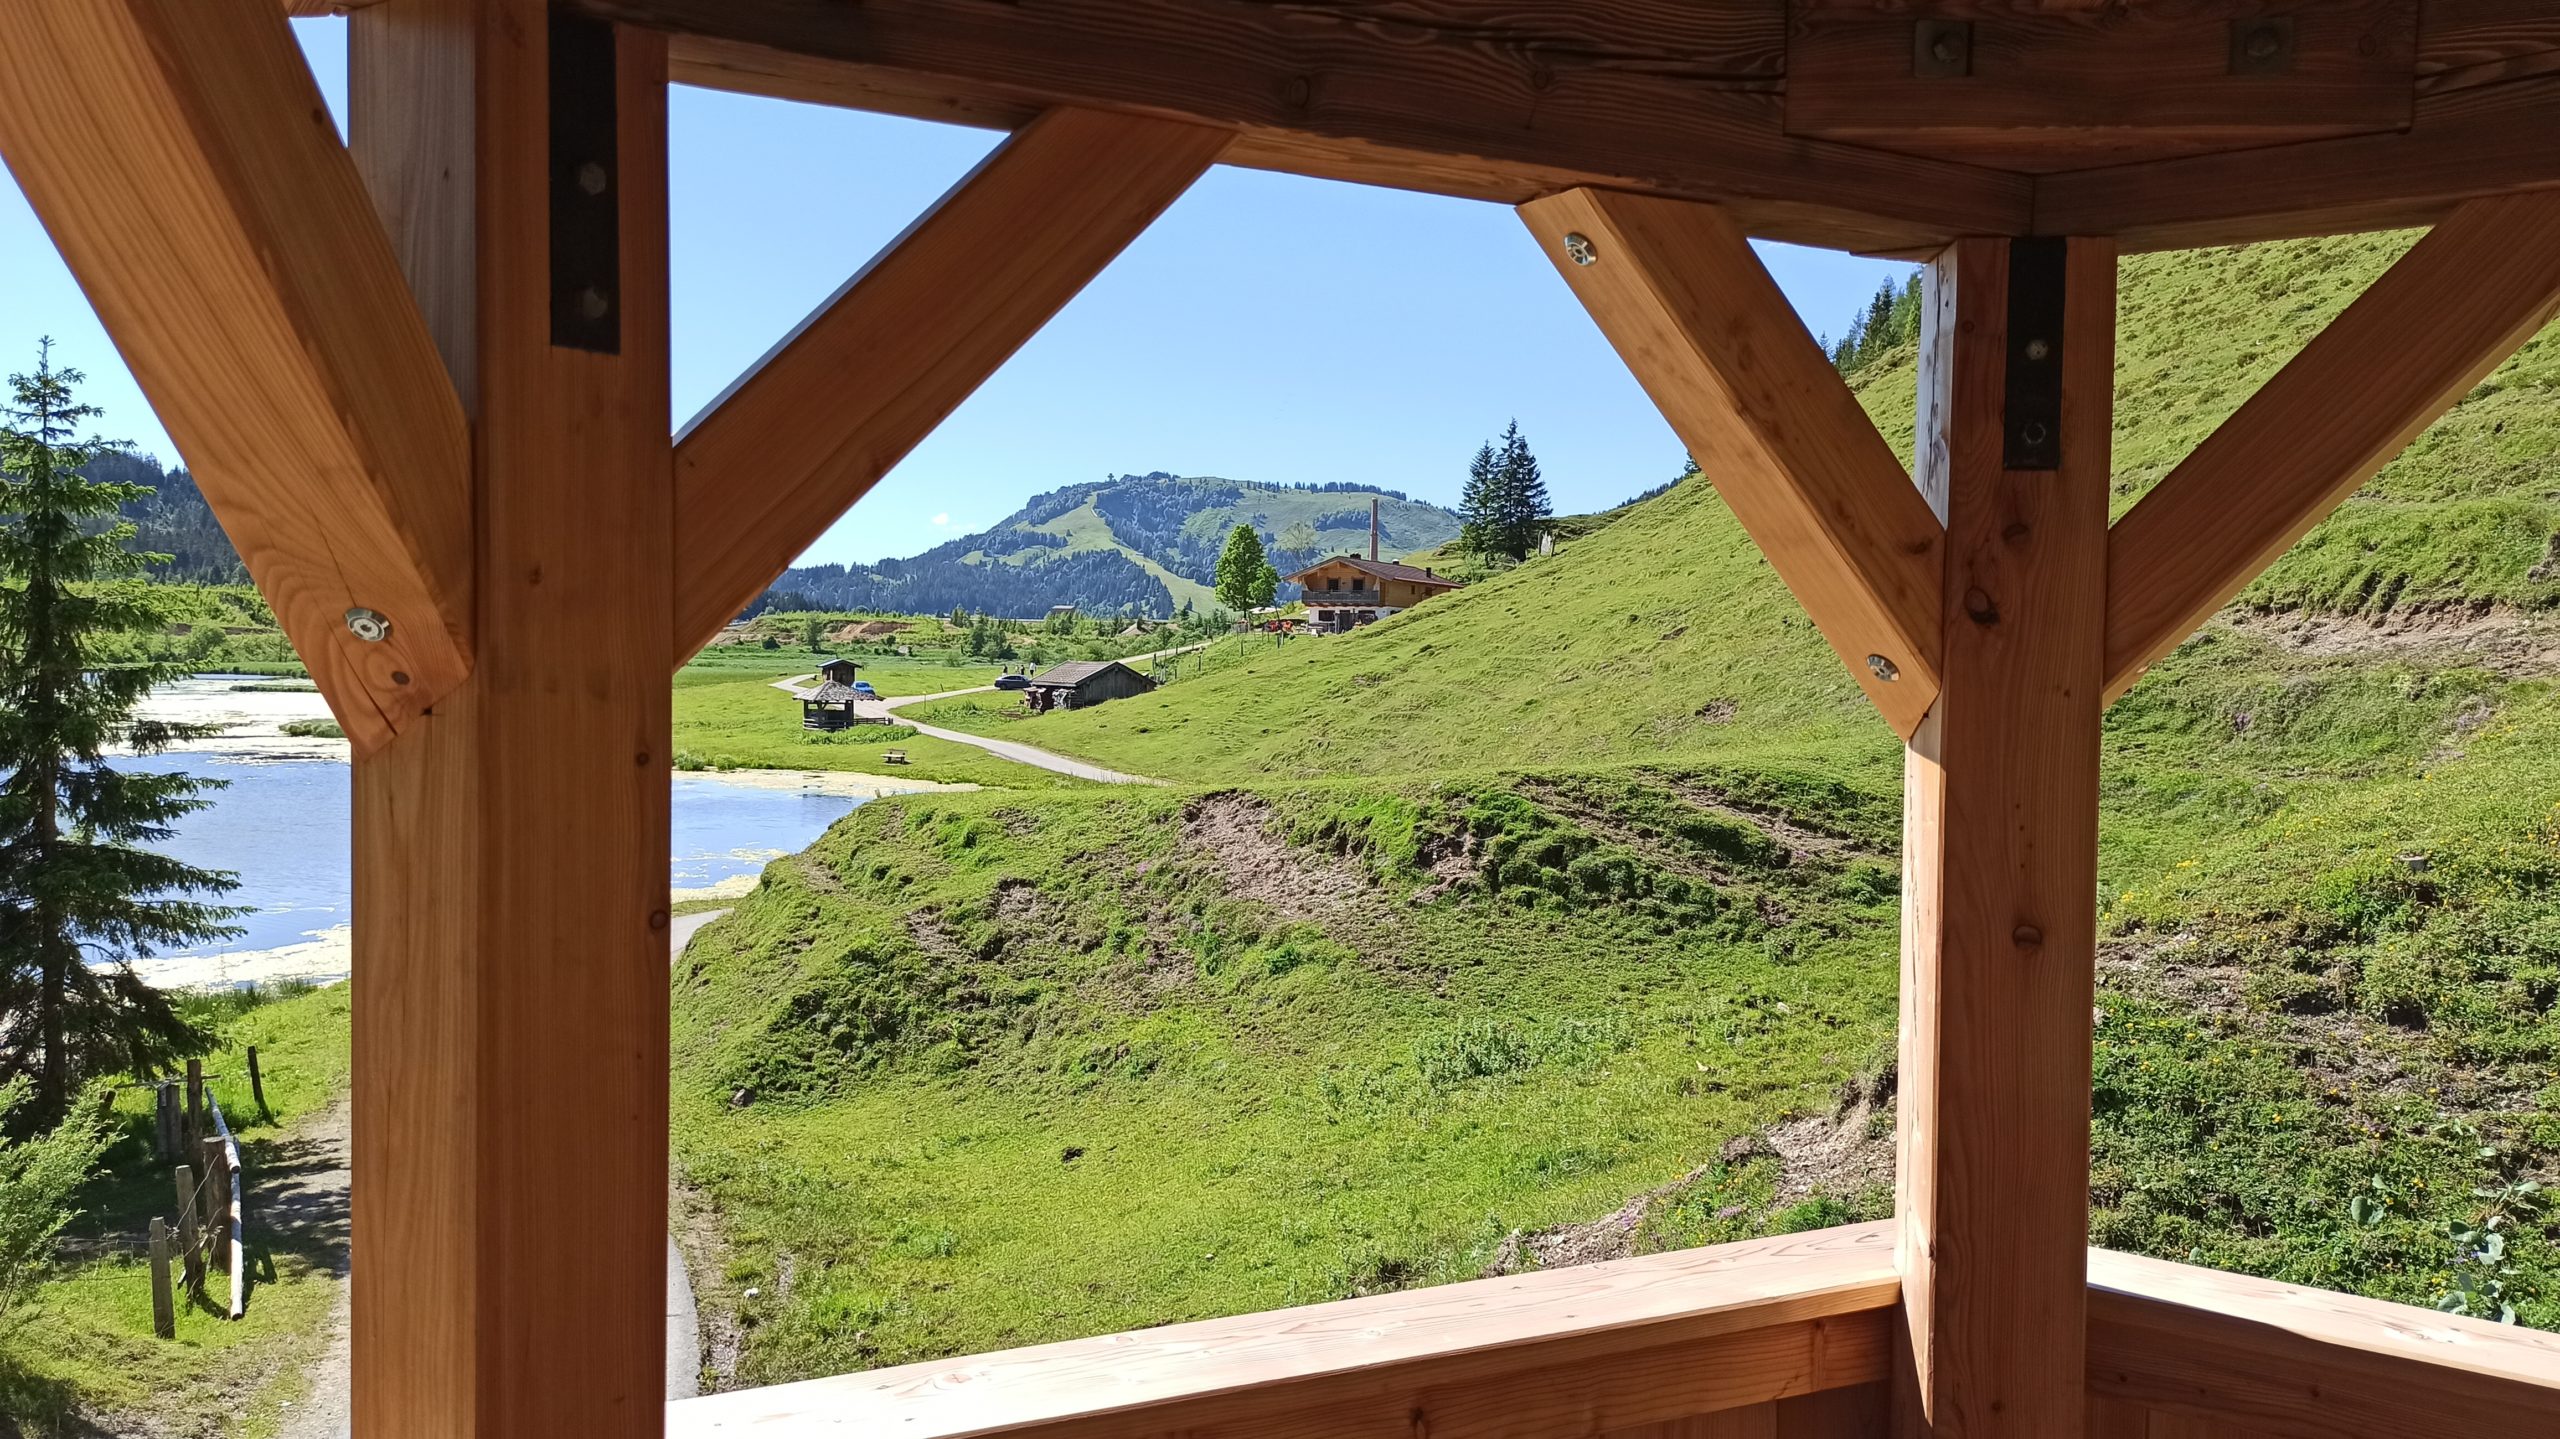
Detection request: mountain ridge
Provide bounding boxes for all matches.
[758,473,1463,618]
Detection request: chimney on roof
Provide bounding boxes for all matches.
[1370,496,1380,562]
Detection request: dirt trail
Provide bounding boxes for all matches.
[266,1101,352,1439]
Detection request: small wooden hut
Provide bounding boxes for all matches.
[1023,658,1154,712]
[799,658,863,730]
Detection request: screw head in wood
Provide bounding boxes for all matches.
[1563,232,1598,266]
[343,607,392,643]
[1866,654,1899,682]
[577,161,610,196]
[578,286,611,321]
[2024,337,2052,362]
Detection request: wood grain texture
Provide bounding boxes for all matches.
[0,0,472,752]
[349,5,675,1435]
[2032,72,2560,250]
[1518,190,1943,737]
[579,0,2032,254]
[2088,1247,2560,1438]
[2419,0,2560,93]
[1787,0,2415,172]
[672,107,1224,662]
[667,1223,1898,1437]
[1897,237,2112,1439]
[474,13,673,1434]
[2102,190,2560,701]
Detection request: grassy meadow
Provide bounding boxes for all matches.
[668,230,2560,1391]
[8,984,352,1438]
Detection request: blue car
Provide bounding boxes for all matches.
[852,680,877,698]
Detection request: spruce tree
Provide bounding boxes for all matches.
[1457,441,1501,556]
[1474,420,1553,561]
[0,344,240,1130]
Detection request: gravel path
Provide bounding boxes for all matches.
[877,686,1162,785]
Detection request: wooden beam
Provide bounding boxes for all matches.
[349,3,673,1435]
[1787,0,2415,173]
[668,1223,1898,1438]
[2034,74,2560,250]
[571,0,2032,255]
[2088,1247,2560,1438]
[2102,190,2560,701]
[1897,236,2112,1438]
[1519,189,1943,738]
[0,0,472,752]
[671,107,1223,661]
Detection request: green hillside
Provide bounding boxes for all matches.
[763,474,1463,620]
[671,233,2560,1390]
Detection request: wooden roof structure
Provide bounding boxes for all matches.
[1291,555,1462,589]
[6,2,2560,1436]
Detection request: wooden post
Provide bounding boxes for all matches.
[175,1163,202,1291]
[1895,236,2113,1439]
[349,2,673,1432]
[247,1045,270,1122]
[202,1137,231,1275]
[149,1217,176,1339]
[184,1058,203,1154]
[155,1082,180,1161]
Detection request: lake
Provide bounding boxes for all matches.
[112,677,946,988]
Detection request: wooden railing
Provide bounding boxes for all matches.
[667,1223,1897,1437]
[664,1220,2560,1437]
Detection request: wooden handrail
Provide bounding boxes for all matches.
[667,1226,2560,1437]
[2089,1247,2560,1437]
[666,1221,1898,1437]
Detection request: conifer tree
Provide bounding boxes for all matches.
[1457,441,1501,556]
[0,344,240,1130]
[1492,420,1551,559]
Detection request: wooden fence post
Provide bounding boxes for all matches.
[200,1137,228,1273]
[155,1082,180,1160]
[184,1058,204,1155]
[175,1163,202,1291]
[149,1217,176,1339]
[247,1045,270,1121]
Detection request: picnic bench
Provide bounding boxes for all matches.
[883,749,907,765]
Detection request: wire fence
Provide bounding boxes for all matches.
[143,1056,252,1337]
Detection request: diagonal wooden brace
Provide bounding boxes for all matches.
[0,0,474,752]
[2106,190,2560,701]
[671,107,1229,663]
[1520,189,1945,738]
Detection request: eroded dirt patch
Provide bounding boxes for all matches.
[2228,605,2560,680]
[1179,793,1376,929]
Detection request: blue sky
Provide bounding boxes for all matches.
[1,19,1909,568]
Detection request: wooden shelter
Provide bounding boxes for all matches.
[800,658,863,730]
[6,1,2560,1435]
[1022,657,1155,712]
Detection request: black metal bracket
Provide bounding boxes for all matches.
[549,11,620,354]
[2002,237,2067,471]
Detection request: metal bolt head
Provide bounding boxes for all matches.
[577,161,610,197]
[578,286,611,321]
[344,607,392,644]
[2024,337,2052,362]
[1866,653,1900,682]
[1562,232,1598,267]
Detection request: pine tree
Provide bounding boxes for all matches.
[1214,524,1273,612]
[1457,441,1501,557]
[0,344,240,1130]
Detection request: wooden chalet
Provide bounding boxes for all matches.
[1287,554,1463,631]
[1023,657,1155,712]
[7,1,2559,1434]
